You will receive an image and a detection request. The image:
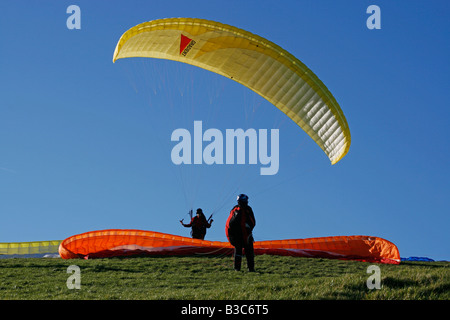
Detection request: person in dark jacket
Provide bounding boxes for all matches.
[225,194,256,272]
[180,208,213,240]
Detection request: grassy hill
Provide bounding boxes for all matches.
[0,255,448,300]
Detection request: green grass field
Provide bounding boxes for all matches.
[0,255,448,300]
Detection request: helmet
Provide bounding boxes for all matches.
[196,208,203,214]
[237,194,249,204]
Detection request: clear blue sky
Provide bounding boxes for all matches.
[1,1,449,261]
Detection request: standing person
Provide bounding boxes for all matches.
[180,208,213,240]
[225,194,256,272]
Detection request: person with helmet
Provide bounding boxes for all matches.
[225,194,256,272]
[180,208,213,240]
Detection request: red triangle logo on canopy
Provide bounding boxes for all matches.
[180,34,193,55]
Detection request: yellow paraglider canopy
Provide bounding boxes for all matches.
[113,18,350,164]
[0,240,61,256]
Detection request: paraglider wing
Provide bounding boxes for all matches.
[59,229,400,264]
[113,18,351,164]
[58,229,233,259]
[0,240,61,257]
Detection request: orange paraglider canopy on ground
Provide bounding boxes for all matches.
[59,229,400,264]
